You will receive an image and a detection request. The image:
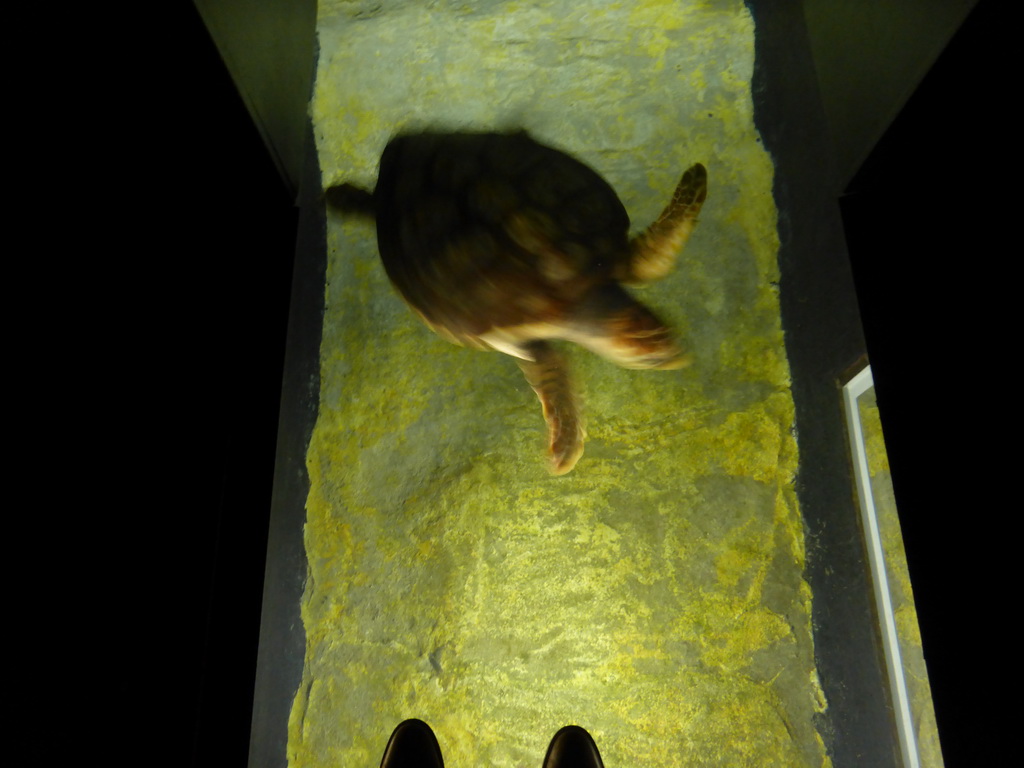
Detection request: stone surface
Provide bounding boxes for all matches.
[295,2,828,765]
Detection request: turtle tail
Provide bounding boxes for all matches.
[621,163,707,283]
[515,341,585,475]
[324,183,376,218]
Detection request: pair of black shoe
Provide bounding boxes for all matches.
[380,719,605,768]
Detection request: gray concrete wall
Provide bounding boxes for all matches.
[194,0,317,197]
[803,0,976,189]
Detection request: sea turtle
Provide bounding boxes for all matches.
[326,130,707,475]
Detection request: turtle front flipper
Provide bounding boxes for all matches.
[620,163,707,283]
[515,341,585,475]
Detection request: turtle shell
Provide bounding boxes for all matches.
[372,131,633,346]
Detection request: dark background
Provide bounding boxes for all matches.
[841,2,1006,762]
[141,5,299,766]
[162,2,1002,764]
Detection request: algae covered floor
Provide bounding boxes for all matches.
[294,1,828,765]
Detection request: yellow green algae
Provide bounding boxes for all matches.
[294,1,829,766]
[858,393,945,768]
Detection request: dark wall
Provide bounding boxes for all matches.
[194,0,317,195]
[840,1,1007,763]
[165,1,1004,765]
[136,5,299,766]
[804,0,977,188]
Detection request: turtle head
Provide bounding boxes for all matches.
[567,285,692,370]
[588,312,692,370]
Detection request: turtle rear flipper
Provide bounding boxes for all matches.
[620,163,707,283]
[515,341,585,475]
[325,183,376,217]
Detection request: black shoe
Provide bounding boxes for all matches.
[378,719,444,768]
[542,725,606,768]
